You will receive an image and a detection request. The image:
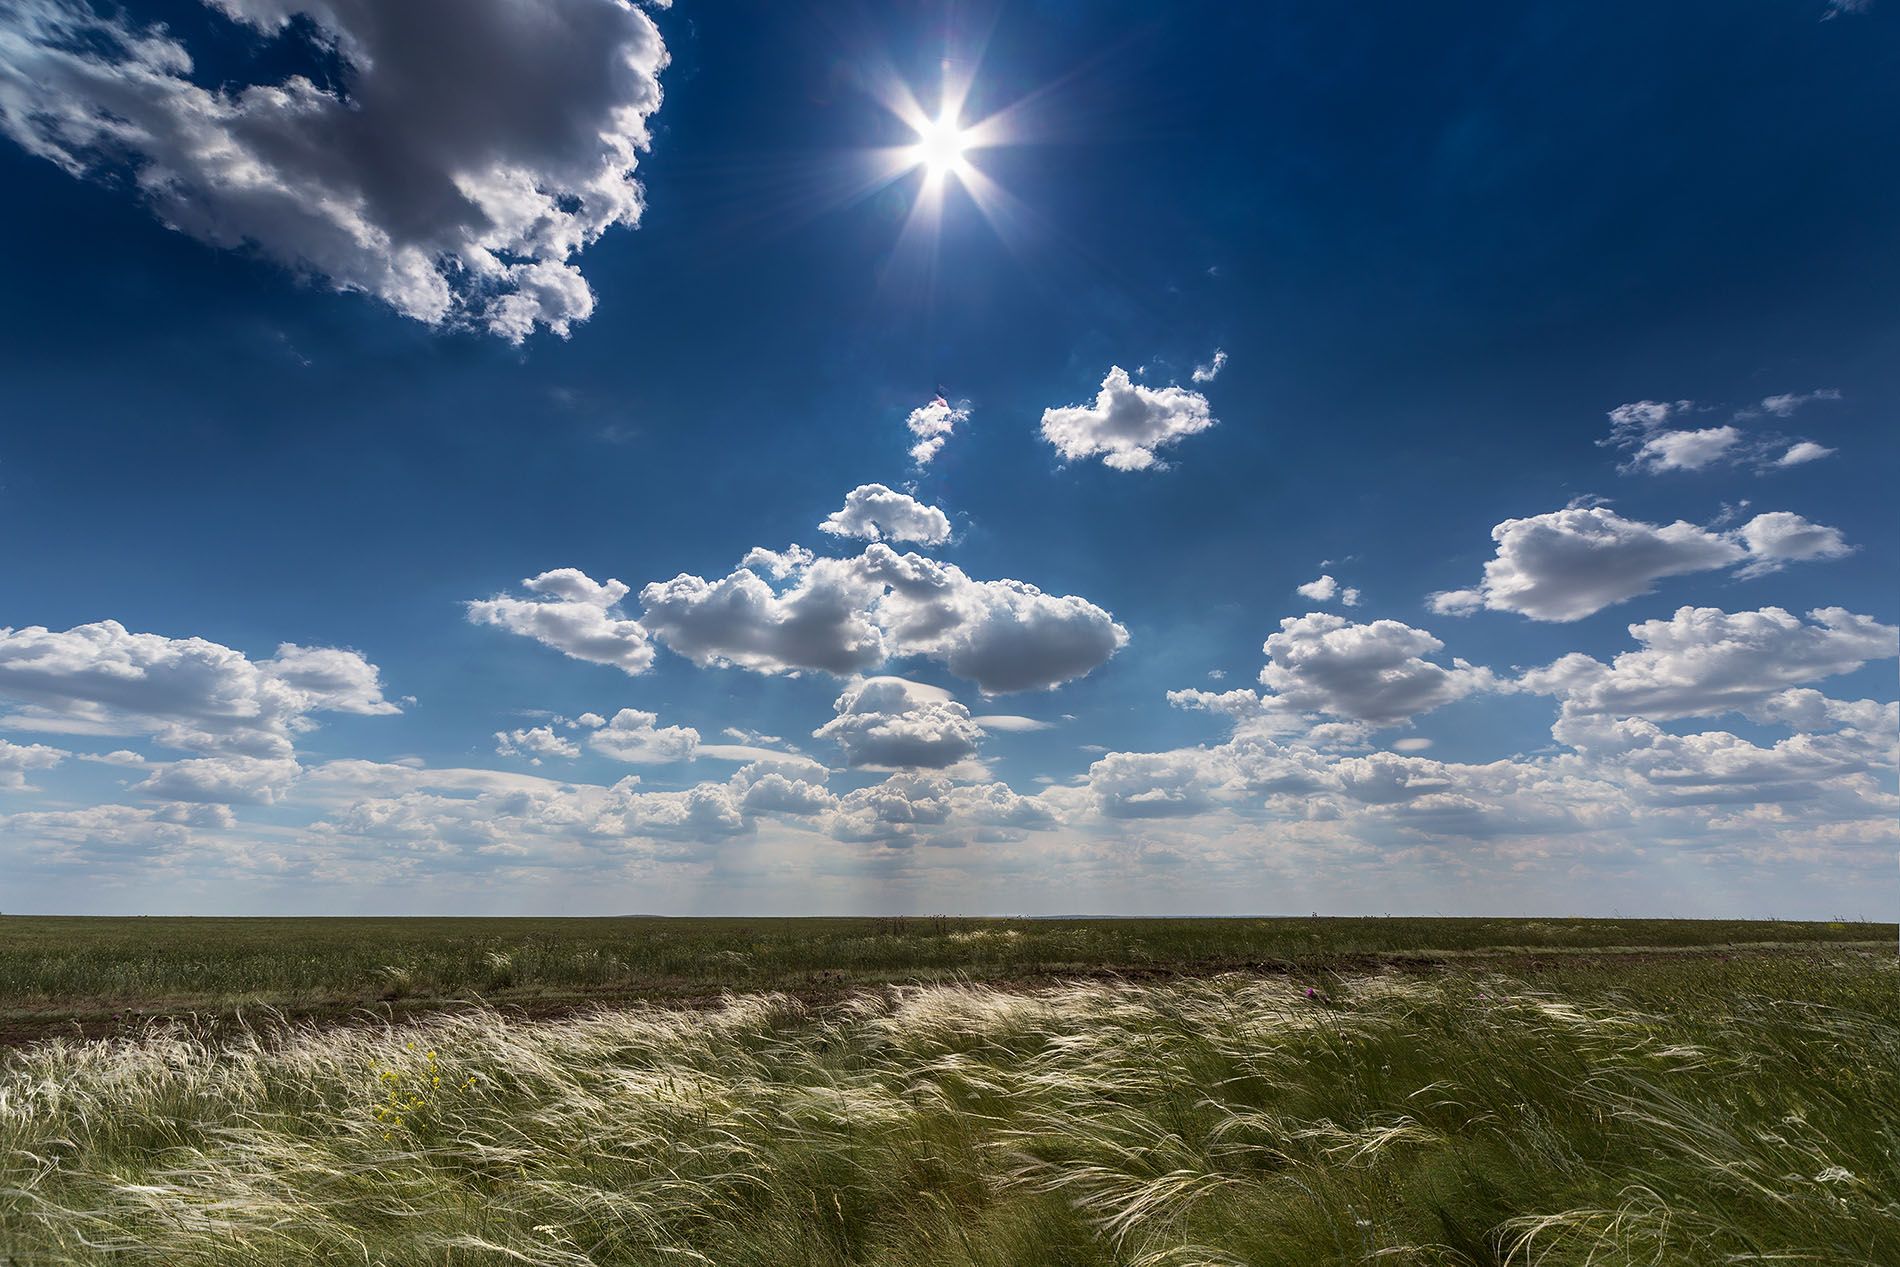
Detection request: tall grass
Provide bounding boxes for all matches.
[3,952,1894,1265]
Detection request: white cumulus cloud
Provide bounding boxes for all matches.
[494,725,580,763]
[0,0,669,341]
[819,484,952,545]
[812,677,983,769]
[466,569,655,674]
[1040,366,1216,471]
[636,545,1128,693]
[133,755,301,805]
[0,738,66,791]
[1260,614,1499,727]
[587,708,699,764]
[1522,605,1898,723]
[906,397,969,466]
[0,621,396,757]
[1734,512,1854,577]
[1428,503,1851,622]
[1295,574,1361,606]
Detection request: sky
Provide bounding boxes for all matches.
[0,0,1894,917]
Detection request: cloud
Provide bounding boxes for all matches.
[0,802,235,866]
[494,725,579,763]
[1259,613,1499,727]
[1523,605,1898,723]
[1191,349,1228,383]
[587,707,698,763]
[467,569,655,674]
[132,755,301,805]
[637,544,1128,693]
[969,713,1052,733]
[636,554,887,678]
[812,677,983,769]
[1427,504,1850,622]
[1069,666,1897,847]
[0,621,397,756]
[1750,688,1892,734]
[1167,687,1278,722]
[1550,705,1895,811]
[1603,400,1745,474]
[906,397,969,466]
[264,644,402,716]
[0,0,668,341]
[1040,366,1216,471]
[0,738,66,790]
[1752,389,1842,417]
[1607,400,1694,433]
[1078,748,1228,819]
[821,772,1057,844]
[1295,574,1361,606]
[304,756,839,853]
[1604,393,1842,475]
[1734,512,1853,577]
[819,484,952,545]
[737,767,836,818]
[1629,426,1744,473]
[1776,441,1836,467]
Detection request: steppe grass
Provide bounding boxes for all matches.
[3,950,1893,1265]
[1,914,1885,1027]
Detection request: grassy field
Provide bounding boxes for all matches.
[1,914,1888,1042]
[0,943,1894,1265]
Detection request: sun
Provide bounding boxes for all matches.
[909,111,972,182]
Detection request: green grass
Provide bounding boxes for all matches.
[2,949,1895,1265]
[1,915,1888,1039]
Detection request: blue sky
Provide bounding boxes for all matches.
[0,0,1894,916]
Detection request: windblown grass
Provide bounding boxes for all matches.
[3,951,1893,1265]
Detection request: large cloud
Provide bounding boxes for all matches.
[637,545,1128,693]
[635,555,887,678]
[1429,504,1851,621]
[1040,366,1216,471]
[1523,606,1898,723]
[819,484,952,545]
[812,677,984,769]
[1072,692,1895,844]
[1259,614,1499,727]
[0,621,397,756]
[0,0,668,340]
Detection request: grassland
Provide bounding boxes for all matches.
[2,942,1895,1265]
[0,914,1887,1043]
[1,918,1894,1264]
